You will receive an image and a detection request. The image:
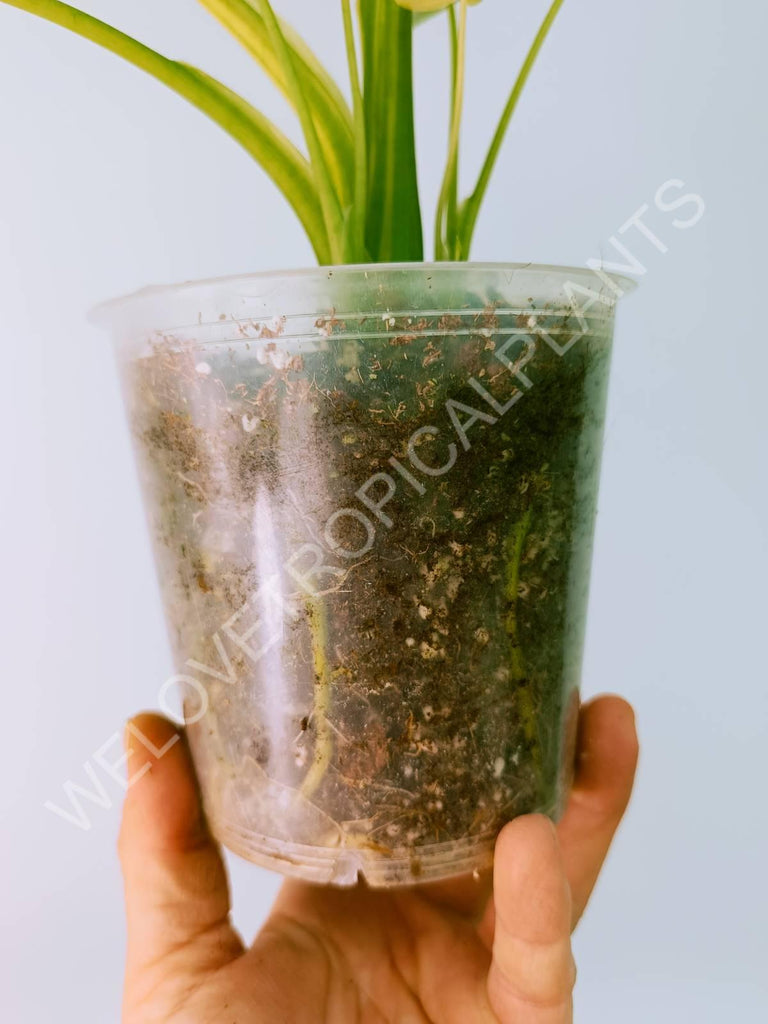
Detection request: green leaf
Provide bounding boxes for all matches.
[253,0,345,262]
[359,0,423,262]
[434,0,464,261]
[459,0,566,258]
[183,65,330,256]
[340,0,368,261]
[197,0,355,210]
[0,0,330,262]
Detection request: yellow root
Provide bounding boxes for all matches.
[299,598,335,800]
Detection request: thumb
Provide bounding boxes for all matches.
[118,714,243,998]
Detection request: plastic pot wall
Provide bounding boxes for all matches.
[94,263,632,887]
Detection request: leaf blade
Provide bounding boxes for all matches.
[340,0,368,261]
[197,0,355,209]
[1,0,330,261]
[253,0,345,261]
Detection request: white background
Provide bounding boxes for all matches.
[1,0,766,1020]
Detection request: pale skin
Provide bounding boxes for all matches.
[119,696,638,1023]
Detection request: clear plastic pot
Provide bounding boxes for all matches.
[93,263,633,887]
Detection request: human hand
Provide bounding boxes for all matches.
[119,696,637,1023]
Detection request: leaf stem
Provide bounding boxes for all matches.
[459,0,566,258]
[255,0,346,262]
[359,0,423,262]
[434,0,468,261]
[341,0,367,260]
[448,4,459,111]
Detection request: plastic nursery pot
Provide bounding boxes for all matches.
[93,262,633,888]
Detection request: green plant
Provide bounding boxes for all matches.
[0,0,564,262]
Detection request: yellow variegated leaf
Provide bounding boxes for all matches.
[0,0,331,262]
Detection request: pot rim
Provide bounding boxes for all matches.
[90,261,637,327]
